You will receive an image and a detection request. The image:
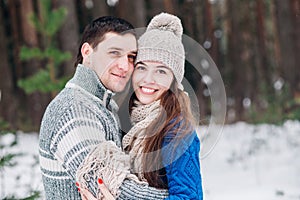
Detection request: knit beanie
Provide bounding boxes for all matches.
[135,12,185,90]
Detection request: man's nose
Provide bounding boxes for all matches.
[118,55,131,72]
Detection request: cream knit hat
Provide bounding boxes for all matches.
[136,12,185,90]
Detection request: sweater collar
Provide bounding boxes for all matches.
[68,64,114,108]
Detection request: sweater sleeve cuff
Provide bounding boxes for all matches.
[117,179,168,200]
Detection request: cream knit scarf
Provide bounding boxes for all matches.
[122,100,161,181]
[76,100,161,198]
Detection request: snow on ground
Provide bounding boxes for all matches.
[201,121,300,200]
[0,132,42,198]
[1,120,300,199]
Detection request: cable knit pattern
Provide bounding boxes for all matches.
[39,65,168,200]
[162,127,203,200]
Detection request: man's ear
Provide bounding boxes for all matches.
[81,42,93,60]
[81,42,93,67]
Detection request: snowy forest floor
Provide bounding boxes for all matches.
[1,120,300,200]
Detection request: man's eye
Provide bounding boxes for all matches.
[109,51,120,56]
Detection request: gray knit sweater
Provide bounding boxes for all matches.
[39,65,168,199]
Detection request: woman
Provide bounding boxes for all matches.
[77,12,203,199]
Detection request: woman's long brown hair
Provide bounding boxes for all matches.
[129,80,196,189]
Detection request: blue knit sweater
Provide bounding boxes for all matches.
[161,122,203,200]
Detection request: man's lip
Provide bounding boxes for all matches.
[112,73,126,78]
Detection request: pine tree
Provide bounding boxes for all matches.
[17,0,71,97]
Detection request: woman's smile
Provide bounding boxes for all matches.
[132,61,174,105]
[140,86,158,94]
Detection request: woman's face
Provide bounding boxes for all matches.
[132,61,174,105]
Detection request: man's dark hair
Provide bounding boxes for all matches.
[74,16,135,67]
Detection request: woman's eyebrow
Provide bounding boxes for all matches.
[156,65,170,70]
[135,61,146,66]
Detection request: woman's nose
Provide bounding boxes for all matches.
[143,70,155,83]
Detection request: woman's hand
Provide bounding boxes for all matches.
[79,187,97,200]
[77,179,115,200]
[97,178,115,200]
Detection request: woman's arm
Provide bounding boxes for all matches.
[162,131,203,200]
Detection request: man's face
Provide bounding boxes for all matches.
[83,32,137,92]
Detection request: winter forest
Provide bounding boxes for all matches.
[0,0,299,130]
[0,0,300,199]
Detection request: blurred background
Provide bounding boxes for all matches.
[0,0,299,131]
[0,1,300,199]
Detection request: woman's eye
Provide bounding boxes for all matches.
[157,69,167,74]
[136,66,146,71]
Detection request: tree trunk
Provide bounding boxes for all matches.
[226,1,249,121]
[255,0,273,97]
[204,0,218,61]
[57,0,80,74]
[20,0,50,131]
[194,0,206,42]
[134,0,146,27]
[270,1,281,76]
[115,0,146,28]
[0,1,18,127]
[5,0,29,129]
[148,0,165,19]
[92,0,109,18]
[179,0,209,122]
[290,0,300,92]
[6,0,22,80]
[274,0,297,94]
[163,0,175,14]
[20,0,38,46]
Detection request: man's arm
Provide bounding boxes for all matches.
[49,107,108,195]
[72,138,169,199]
[49,106,169,199]
[118,179,168,200]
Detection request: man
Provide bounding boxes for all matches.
[39,16,168,199]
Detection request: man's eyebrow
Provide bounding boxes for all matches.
[108,47,123,51]
[108,47,137,55]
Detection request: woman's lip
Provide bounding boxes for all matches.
[140,86,158,94]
